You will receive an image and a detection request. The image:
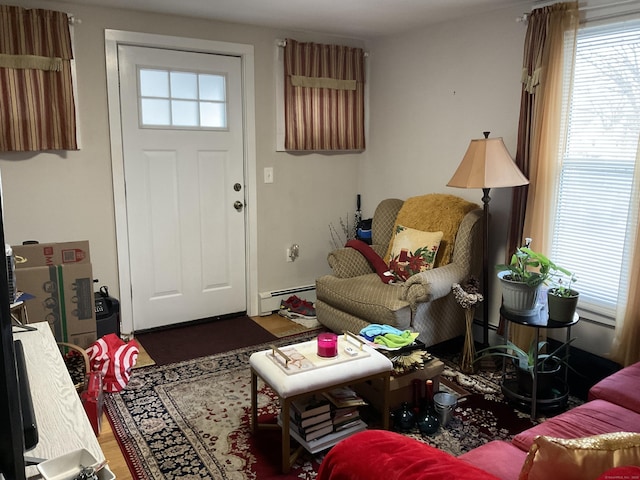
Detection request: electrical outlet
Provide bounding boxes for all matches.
[264,167,274,184]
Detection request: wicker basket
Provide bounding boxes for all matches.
[58,342,90,393]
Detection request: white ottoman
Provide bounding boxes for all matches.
[250,333,393,473]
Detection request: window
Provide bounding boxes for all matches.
[138,68,227,129]
[551,19,640,325]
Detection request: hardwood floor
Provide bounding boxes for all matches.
[97,314,315,478]
[99,414,133,480]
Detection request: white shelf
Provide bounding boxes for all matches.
[278,417,367,454]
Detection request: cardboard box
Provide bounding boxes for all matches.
[13,241,90,269]
[15,246,96,348]
[354,359,445,411]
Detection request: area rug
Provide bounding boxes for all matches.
[105,338,580,480]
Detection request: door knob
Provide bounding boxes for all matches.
[234,200,244,212]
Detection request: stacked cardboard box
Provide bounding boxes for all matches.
[13,241,97,348]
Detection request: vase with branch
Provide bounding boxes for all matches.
[452,277,483,374]
[329,213,357,250]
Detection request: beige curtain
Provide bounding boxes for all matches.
[508,3,579,349]
[284,38,365,151]
[611,143,640,366]
[0,6,77,151]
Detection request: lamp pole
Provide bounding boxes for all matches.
[482,187,491,347]
[481,131,491,347]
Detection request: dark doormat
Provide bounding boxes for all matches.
[135,315,277,365]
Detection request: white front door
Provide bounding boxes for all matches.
[117,45,246,331]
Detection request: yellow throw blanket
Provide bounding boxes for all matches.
[384,193,478,268]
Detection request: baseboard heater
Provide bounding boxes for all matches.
[258,284,316,316]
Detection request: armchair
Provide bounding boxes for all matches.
[316,194,482,346]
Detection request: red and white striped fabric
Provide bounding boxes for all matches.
[86,334,139,392]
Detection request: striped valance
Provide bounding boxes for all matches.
[284,38,365,151]
[0,6,77,152]
[0,5,73,59]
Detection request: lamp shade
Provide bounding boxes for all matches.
[447,137,529,189]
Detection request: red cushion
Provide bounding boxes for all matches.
[458,441,527,480]
[588,361,640,414]
[513,400,640,451]
[318,430,501,480]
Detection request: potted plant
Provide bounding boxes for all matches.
[475,338,576,395]
[547,274,579,323]
[496,238,573,315]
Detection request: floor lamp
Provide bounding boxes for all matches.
[447,132,529,347]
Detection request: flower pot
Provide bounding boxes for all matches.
[547,289,579,323]
[515,361,561,396]
[497,271,541,315]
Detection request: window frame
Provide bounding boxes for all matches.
[550,15,640,327]
[136,65,230,131]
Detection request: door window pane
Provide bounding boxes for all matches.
[172,100,199,127]
[141,98,170,125]
[199,74,225,101]
[200,102,226,128]
[170,72,198,100]
[140,69,169,97]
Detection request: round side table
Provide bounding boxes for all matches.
[500,306,579,419]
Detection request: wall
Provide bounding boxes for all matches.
[0,1,363,316]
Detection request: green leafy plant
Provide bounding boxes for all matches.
[548,273,578,298]
[474,338,577,375]
[496,238,573,288]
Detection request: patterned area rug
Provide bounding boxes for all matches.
[105,337,581,479]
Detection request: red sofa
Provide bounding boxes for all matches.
[317,361,640,480]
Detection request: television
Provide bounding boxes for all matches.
[0,174,38,480]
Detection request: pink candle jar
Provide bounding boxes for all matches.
[317,333,338,357]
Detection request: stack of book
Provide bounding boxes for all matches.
[283,389,368,453]
[323,386,367,432]
[331,405,361,432]
[289,395,333,442]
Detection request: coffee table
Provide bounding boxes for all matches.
[250,332,393,473]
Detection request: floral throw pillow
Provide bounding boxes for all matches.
[388,225,443,282]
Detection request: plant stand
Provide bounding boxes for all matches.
[460,309,476,374]
[499,306,579,419]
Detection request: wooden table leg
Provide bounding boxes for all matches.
[250,369,258,434]
[281,398,291,474]
[381,372,390,430]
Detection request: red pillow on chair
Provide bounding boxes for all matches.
[345,239,394,284]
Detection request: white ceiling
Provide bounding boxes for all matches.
[63,0,531,39]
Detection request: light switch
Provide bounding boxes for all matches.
[264,167,274,184]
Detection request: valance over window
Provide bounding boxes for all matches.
[284,38,365,151]
[0,6,77,151]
